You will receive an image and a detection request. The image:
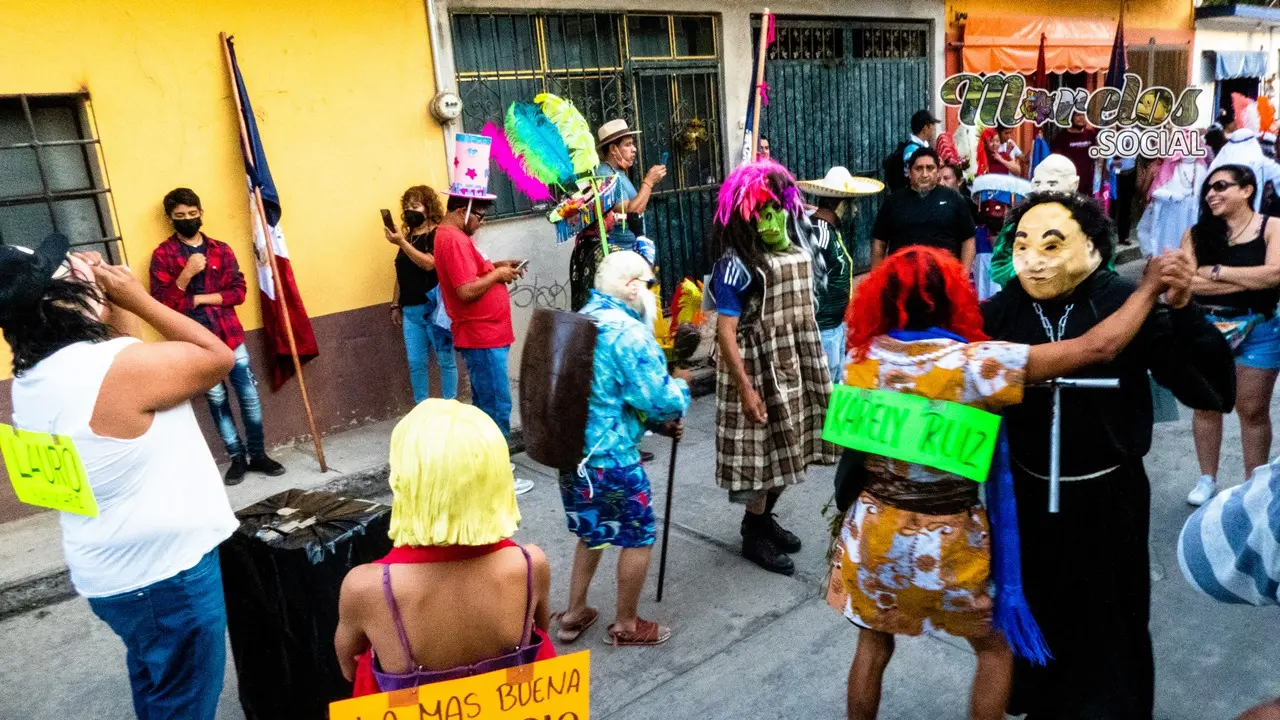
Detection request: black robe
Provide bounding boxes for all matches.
[982,269,1235,720]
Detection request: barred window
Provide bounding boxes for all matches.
[769,26,843,61]
[451,11,721,218]
[0,94,120,261]
[1127,43,1191,95]
[851,27,927,59]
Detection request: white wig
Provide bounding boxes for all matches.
[595,250,652,300]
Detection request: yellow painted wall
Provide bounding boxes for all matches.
[946,0,1194,33]
[0,0,448,378]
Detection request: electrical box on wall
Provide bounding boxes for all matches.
[429,91,463,123]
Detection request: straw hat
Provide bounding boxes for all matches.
[797,167,885,198]
[597,119,641,148]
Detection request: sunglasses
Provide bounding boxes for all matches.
[1207,180,1240,193]
[631,276,658,289]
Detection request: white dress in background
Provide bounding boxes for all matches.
[1137,158,1205,258]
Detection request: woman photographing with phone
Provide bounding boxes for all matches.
[385,184,457,403]
[1181,164,1280,506]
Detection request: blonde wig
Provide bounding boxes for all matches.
[387,399,520,546]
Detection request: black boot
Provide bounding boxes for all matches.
[741,510,794,576]
[248,455,287,477]
[764,493,801,553]
[224,456,247,486]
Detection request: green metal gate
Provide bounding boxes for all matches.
[758,18,932,271]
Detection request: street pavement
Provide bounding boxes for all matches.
[3,333,1280,718]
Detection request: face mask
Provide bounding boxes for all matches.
[1012,202,1102,300]
[403,210,426,229]
[173,217,202,238]
[757,206,790,252]
[1031,155,1080,194]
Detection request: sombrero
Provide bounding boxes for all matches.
[798,167,885,198]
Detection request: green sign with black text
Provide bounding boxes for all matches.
[822,386,1000,482]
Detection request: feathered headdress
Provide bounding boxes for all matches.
[484,93,618,242]
[1233,92,1262,134]
[1259,96,1277,136]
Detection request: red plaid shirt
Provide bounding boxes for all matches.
[149,234,248,350]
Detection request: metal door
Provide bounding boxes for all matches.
[634,68,723,300]
[759,18,932,271]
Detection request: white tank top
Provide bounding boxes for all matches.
[11,337,238,597]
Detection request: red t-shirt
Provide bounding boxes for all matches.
[433,225,515,349]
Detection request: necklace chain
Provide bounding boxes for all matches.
[1033,302,1074,342]
[1229,212,1258,245]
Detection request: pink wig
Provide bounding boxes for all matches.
[715,160,803,226]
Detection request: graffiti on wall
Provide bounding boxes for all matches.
[509,276,571,310]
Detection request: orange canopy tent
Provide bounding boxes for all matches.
[962,16,1115,74]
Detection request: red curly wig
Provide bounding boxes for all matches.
[846,246,987,362]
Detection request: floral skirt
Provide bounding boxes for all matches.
[826,491,993,638]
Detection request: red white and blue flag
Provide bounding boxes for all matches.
[226,38,319,391]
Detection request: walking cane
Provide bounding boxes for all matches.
[656,324,701,602]
[656,436,678,602]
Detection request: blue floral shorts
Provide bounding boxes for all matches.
[557,463,657,549]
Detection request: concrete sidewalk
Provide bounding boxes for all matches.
[1,382,1279,718]
[0,417,397,620]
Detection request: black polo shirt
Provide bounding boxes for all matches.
[871,186,976,258]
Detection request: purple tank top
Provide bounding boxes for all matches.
[371,545,544,691]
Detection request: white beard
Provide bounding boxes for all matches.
[635,288,658,333]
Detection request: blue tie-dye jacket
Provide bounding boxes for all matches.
[579,290,691,468]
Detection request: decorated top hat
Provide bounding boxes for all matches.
[446,133,497,200]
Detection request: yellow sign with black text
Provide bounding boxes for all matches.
[329,651,590,720]
[0,424,97,517]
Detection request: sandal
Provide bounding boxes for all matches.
[551,607,599,643]
[605,617,671,647]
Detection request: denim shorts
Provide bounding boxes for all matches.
[1236,315,1280,370]
[557,463,657,549]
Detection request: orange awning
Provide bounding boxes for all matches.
[962,16,1115,74]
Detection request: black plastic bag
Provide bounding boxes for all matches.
[220,489,391,720]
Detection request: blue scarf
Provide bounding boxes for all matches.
[887,328,1052,665]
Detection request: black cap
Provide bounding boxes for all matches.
[910,109,941,134]
[0,233,70,326]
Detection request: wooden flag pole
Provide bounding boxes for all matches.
[749,9,770,162]
[220,32,327,472]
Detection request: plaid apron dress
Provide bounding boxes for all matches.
[715,246,840,498]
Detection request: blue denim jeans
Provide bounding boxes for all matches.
[87,549,228,720]
[205,343,265,459]
[459,345,512,438]
[402,298,459,403]
[820,324,847,384]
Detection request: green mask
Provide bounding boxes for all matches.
[758,206,790,251]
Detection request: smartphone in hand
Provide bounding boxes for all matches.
[380,209,396,232]
[514,259,530,272]
[660,151,670,166]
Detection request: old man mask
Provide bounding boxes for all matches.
[1031,154,1080,194]
[1012,198,1103,300]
